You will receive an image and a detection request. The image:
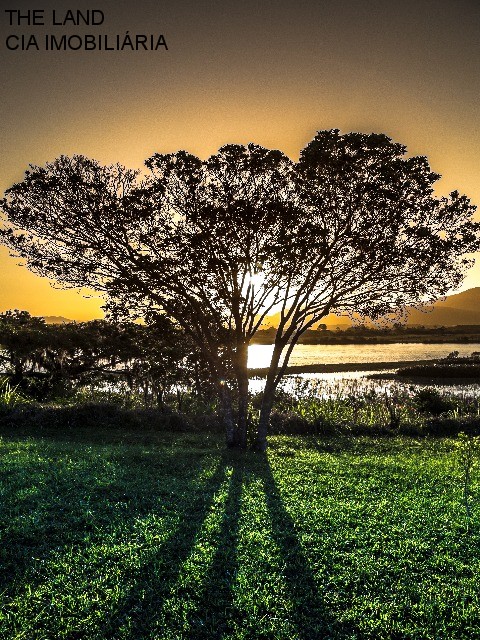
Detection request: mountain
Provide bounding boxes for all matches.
[41,316,72,324]
[261,288,480,329]
[406,288,480,326]
[25,288,480,328]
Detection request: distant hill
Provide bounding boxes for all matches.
[24,287,480,329]
[406,288,480,326]
[41,316,72,324]
[261,288,480,329]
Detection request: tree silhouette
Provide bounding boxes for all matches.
[0,311,197,403]
[1,130,479,449]
[0,310,49,385]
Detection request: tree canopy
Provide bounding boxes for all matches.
[1,129,479,449]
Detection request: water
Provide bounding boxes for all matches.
[248,342,480,397]
[248,342,480,369]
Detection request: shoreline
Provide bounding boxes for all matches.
[248,358,441,377]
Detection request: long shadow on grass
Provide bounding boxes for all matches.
[3,438,362,638]
[107,452,361,639]
[114,455,245,639]
[183,459,244,638]
[255,454,359,639]
[100,452,236,639]
[0,445,222,606]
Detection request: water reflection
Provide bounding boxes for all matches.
[249,369,480,398]
[250,370,480,398]
[248,343,480,370]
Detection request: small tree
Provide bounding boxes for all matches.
[1,130,479,449]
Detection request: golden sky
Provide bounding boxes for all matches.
[1,0,479,320]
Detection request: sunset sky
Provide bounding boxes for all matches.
[1,0,479,320]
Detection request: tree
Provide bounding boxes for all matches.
[0,310,50,384]
[1,130,479,449]
[0,311,199,403]
[101,315,211,408]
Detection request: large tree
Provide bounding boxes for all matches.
[1,130,479,449]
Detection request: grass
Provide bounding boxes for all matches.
[0,378,28,412]
[1,430,480,639]
[264,379,480,437]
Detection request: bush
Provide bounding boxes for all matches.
[0,378,28,411]
[269,410,312,435]
[412,388,455,416]
[0,402,191,435]
[424,415,480,437]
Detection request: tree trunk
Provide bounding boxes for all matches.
[235,342,249,449]
[176,388,184,412]
[193,360,203,398]
[254,343,284,452]
[11,358,24,386]
[156,386,165,410]
[143,381,150,407]
[220,384,236,447]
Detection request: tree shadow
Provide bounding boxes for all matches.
[105,452,247,639]
[99,451,238,639]
[0,445,225,615]
[153,451,361,639]
[183,458,244,638]
[107,449,345,640]
[255,453,360,639]
[3,439,363,639]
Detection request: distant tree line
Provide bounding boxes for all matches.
[252,323,480,345]
[0,310,215,405]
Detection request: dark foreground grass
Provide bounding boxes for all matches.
[1,431,479,639]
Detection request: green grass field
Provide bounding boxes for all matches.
[1,431,479,639]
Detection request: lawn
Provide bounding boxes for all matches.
[0,431,479,639]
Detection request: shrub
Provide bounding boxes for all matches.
[0,402,191,435]
[412,388,455,416]
[269,411,312,435]
[424,415,480,437]
[0,378,28,411]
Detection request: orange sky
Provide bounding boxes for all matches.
[1,0,479,320]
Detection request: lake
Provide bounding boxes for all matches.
[247,342,480,369]
[247,342,480,397]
